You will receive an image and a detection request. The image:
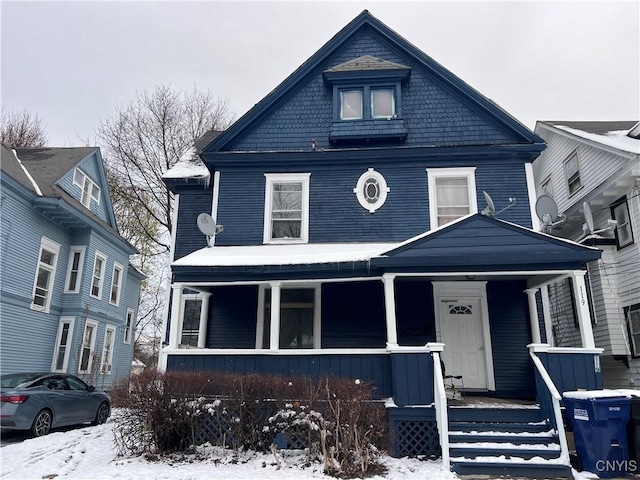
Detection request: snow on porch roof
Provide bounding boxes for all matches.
[171,242,398,267]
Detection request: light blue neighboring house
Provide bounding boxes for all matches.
[0,144,144,390]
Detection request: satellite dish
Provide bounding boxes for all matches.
[481,191,496,216]
[583,202,595,234]
[535,195,558,222]
[197,213,223,246]
[535,195,566,233]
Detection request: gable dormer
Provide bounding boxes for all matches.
[323,55,410,144]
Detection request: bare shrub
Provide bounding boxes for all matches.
[114,370,387,478]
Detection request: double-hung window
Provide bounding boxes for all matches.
[123,308,135,344]
[90,252,106,299]
[564,151,582,195]
[109,263,123,306]
[259,286,320,349]
[180,294,203,347]
[101,325,116,374]
[426,167,478,228]
[51,317,75,372]
[31,237,61,312]
[73,168,101,209]
[627,305,640,357]
[79,320,98,373]
[64,246,85,293]
[611,197,634,249]
[264,173,310,243]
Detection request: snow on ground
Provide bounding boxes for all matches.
[0,411,604,480]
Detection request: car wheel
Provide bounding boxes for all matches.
[93,402,110,425]
[31,410,52,437]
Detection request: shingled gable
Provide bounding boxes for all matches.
[371,213,601,271]
[201,10,543,155]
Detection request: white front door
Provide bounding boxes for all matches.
[439,297,488,390]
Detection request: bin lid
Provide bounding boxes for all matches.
[564,389,640,400]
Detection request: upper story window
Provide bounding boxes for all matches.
[541,177,554,198]
[109,263,124,306]
[426,167,478,228]
[64,246,86,293]
[73,168,101,209]
[611,197,634,249]
[354,168,390,213]
[90,251,107,299]
[323,56,410,144]
[124,308,135,344]
[264,173,310,244]
[339,87,396,121]
[31,236,61,313]
[564,151,582,196]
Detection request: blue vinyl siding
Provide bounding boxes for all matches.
[487,280,536,398]
[227,30,515,152]
[167,353,393,398]
[321,281,386,348]
[57,152,109,222]
[207,285,258,348]
[198,160,531,249]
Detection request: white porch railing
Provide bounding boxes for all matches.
[430,344,450,470]
[529,350,570,464]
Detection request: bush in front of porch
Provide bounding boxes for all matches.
[112,370,387,478]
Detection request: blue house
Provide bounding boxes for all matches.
[0,144,144,391]
[160,11,604,476]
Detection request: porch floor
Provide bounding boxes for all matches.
[448,396,538,408]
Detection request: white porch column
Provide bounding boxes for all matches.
[570,270,596,349]
[168,284,184,348]
[525,288,542,344]
[541,286,554,346]
[197,292,212,348]
[383,274,398,347]
[269,282,281,350]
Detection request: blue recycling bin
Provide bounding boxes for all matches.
[563,391,631,478]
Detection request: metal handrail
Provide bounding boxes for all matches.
[432,351,450,470]
[529,351,569,463]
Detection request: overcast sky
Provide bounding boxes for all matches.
[1,1,638,147]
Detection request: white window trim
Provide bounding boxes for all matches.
[101,324,116,375]
[90,251,107,300]
[64,246,86,294]
[263,173,311,244]
[73,168,101,208]
[124,308,135,344]
[109,262,124,306]
[563,150,582,196]
[426,167,478,229]
[51,316,75,372]
[255,283,321,350]
[178,293,208,348]
[353,168,390,213]
[78,319,98,374]
[30,236,61,313]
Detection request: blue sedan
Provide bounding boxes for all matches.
[0,372,111,437]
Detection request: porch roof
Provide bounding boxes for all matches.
[371,214,602,271]
[171,214,601,276]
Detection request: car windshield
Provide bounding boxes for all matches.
[1,373,43,388]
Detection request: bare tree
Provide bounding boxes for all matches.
[0,107,48,147]
[98,84,234,256]
[98,85,234,358]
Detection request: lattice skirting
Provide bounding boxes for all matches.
[388,409,441,458]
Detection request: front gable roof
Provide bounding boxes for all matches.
[202,10,543,155]
[371,214,601,271]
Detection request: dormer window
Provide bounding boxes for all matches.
[73,168,101,209]
[324,55,410,144]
